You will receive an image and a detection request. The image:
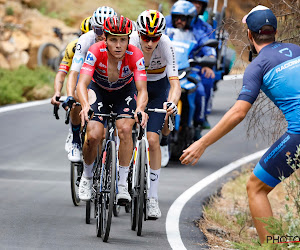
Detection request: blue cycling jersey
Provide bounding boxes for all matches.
[238,42,300,134]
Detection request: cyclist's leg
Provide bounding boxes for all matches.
[146,78,168,218]
[79,82,107,201]
[114,83,136,202]
[247,132,300,243]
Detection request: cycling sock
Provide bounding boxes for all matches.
[148,168,161,199]
[160,135,168,146]
[83,162,93,178]
[118,165,129,186]
[71,123,81,145]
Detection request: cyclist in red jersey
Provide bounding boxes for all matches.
[77,16,148,201]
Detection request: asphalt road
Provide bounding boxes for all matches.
[0,79,269,249]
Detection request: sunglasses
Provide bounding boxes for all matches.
[93,26,104,36]
[140,34,161,43]
[173,15,188,22]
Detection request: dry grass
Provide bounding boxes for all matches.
[199,165,297,249]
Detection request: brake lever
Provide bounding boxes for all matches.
[53,96,60,120]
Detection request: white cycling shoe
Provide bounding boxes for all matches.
[68,143,82,162]
[65,130,73,152]
[117,185,131,203]
[79,176,93,201]
[147,198,161,219]
[160,145,169,167]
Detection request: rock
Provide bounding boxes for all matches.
[7,50,29,69]
[11,30,30,51]
[0,40,15,55]
[0,53,10,69]
[5,1,23,16]
[3,15,17,23]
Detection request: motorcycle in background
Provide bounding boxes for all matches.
[168,36,217,161]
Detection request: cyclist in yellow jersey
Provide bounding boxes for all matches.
[51,16,92,152]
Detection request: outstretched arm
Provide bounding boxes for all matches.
[180,100,252,165]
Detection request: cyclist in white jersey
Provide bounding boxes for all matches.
[130,10,181,219]
[63,6,117,162]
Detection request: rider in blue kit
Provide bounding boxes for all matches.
[180,5,300,243]
[166,0,216,139]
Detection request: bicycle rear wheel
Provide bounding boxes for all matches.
[137,140,146,236]
[100,141,116,242]
[70,162,82,206]
[37,43,60,71]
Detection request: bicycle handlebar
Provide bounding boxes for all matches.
[53,97,80,124]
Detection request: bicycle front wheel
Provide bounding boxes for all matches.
[137,140,146,236]
[37,43,60,71]
[100,141,116,242]
[70,162,82,206]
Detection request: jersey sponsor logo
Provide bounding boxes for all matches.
[61,61,68,65]
[81,66,93,71]
[263,134,290,164]
[73,57,84,64]
[100,48,107,52]
[85,52,96,66]
[121,66,130,77]
[99,69,106,73]
[125,96,132,106]
[126,51,133,55]
[275,58,300,73]
[123,108,130,112]
[98,116,103,121]
[99,62,107,68]
[76,43,82,51]
[150,60,162,67]
[98,102,103,112]
[136,58,145,71]
[279,48,293,57]
[140,73,147,77]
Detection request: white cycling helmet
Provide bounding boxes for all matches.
[91,6,117,28]
[136,10,166,36]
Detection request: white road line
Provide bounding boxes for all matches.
[223,74,244,80]
[0,99,51,114]
[166,148,268,250]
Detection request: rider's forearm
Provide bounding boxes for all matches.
[167,79,181,104]
[54,71,66,95]
[136,90,148,111]
[66,70,79,97]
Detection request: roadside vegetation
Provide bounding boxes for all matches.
[200,148,300,249]
[0,66,56,105]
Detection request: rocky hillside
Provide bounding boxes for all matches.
[1,0,296,71]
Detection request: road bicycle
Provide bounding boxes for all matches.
[53,97,83,206]
[82,110,134,242]
[130,108,171,236]
[37,27,80,71]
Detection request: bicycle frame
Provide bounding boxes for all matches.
[131,126,151,193]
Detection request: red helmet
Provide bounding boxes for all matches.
[104,16,133,36]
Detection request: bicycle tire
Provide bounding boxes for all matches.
[101,141,116,242]
[130,147,139,231]
[70,162,82,206]
[137,140,146,236]
[37,43,60,71]
[113,204,121,217]
[86,200,91,224]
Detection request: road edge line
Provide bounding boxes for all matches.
[166,148,268,250]
[0,99,51,114]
